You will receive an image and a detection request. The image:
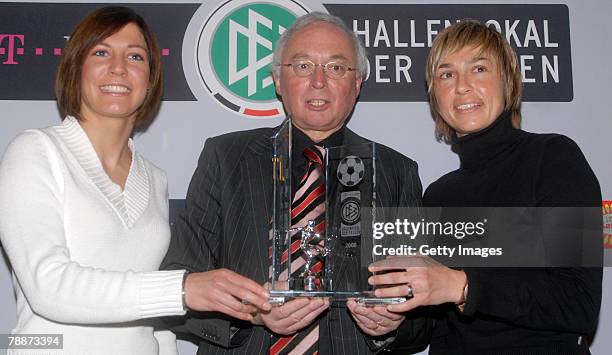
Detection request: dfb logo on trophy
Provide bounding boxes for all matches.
[194,0,308,118]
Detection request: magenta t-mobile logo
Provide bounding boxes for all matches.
[0,34,67,65]
[0,3,195,100]
[0,34,25,64]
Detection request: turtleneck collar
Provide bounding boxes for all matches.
[451,110,521,169]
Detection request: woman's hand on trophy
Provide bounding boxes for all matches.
[251,297,330,335]
[347,299,405,336]
[368,256,467,313]
[183,269,271,321]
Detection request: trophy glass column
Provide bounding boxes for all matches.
[325,144,406,305]
[269,120,405,305]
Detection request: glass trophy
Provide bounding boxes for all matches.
[269,119,406,305]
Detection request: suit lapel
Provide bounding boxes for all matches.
[241,134,273,282]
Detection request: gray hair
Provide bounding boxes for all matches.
[271,11,368,80]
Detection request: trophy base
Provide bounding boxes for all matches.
[355,296,407,306]
[268,290,407,306]
[289,275,329,291]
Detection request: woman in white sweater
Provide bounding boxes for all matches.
[0,6,269,355]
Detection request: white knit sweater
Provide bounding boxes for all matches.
[0,117,185,355]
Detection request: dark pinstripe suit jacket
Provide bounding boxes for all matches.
[161,126,430,355]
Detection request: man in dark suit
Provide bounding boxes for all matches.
[162,12,429,355]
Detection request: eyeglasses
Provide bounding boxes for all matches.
[278,60,357,79]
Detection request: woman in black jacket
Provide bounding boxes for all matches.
[368,20,602,354]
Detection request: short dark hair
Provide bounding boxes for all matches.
[426,20,522,143]
[54,6,162,130]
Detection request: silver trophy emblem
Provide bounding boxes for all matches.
[291,220,333,291]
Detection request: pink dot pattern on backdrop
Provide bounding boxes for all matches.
[1,46,172,59]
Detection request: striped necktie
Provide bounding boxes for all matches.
[270,145,326,355]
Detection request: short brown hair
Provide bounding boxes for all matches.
[55,6,162,130]
[426,20,522,143]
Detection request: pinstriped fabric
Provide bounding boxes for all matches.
[53,116,149,228]
[162,127,425,355]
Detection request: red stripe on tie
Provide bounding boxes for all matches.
[314,220,325,234]
[304,147,323,165]
[280,239,302,264]
[310,261,324,274]
[291,185,324,219]
[270,333,296,355]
